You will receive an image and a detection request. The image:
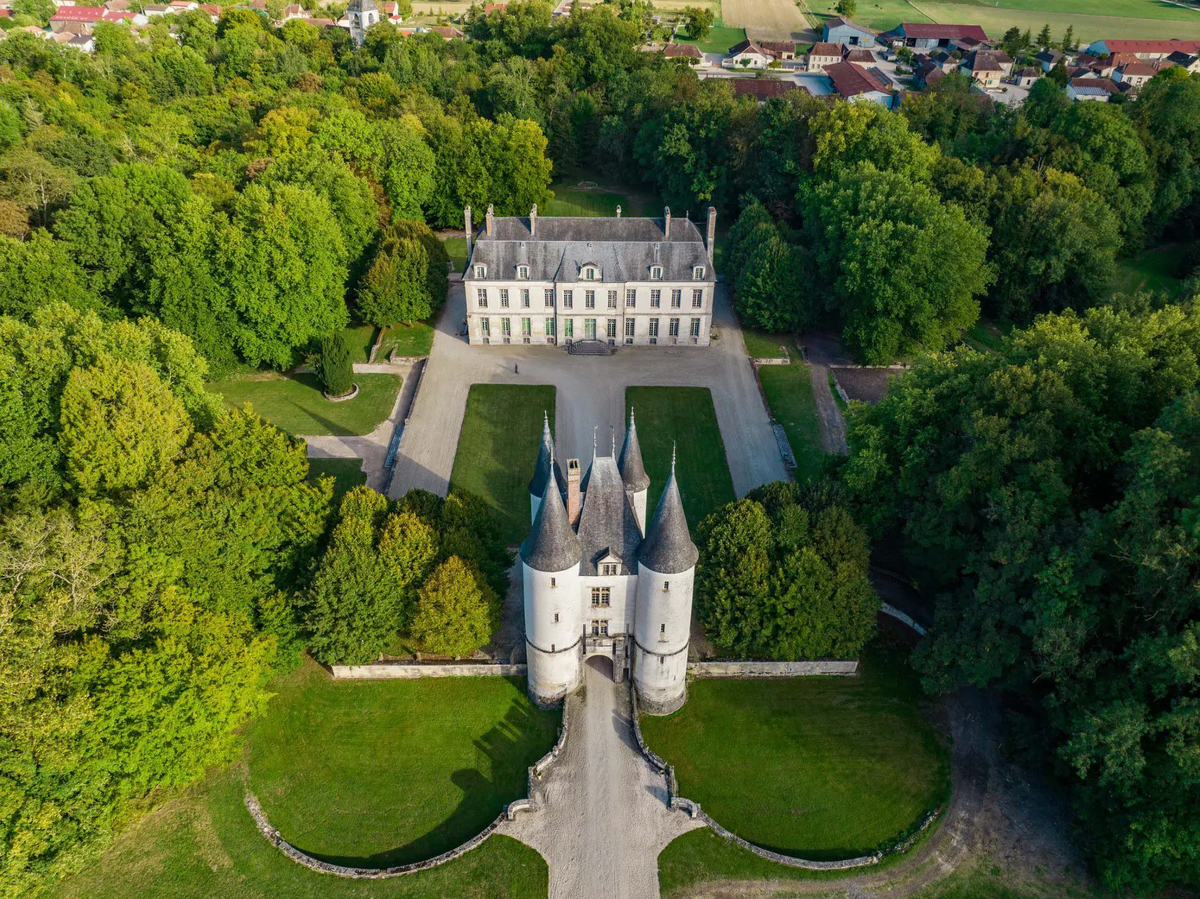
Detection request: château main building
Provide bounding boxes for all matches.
[462,204,717,348]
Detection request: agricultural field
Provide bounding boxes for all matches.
[808,0,1200,42]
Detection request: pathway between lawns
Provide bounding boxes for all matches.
[500,660,703,899]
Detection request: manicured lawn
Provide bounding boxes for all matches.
[1111,243,1189,299]
[757,362,825,484]
[210,372,401,437]
[543,176,657,219]
[306,457,367,498]
[445,235,468,272]
[50,670,552,899]
[248,664,559,867]
[450,384,557,546]
[625,387,736,528]
[640,643,950,860]
[676,21,747,54]
[346,321,436,361]
[742,330,790,359]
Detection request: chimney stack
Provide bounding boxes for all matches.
[530,203,537,237]
[486,203,494,236]
[616,204,622,219]
[706,206,716,263]
[464,205,472,260]
[566,459,582,527]
[663,206,671,240]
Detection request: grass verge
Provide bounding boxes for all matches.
[248,663,559,867]
[625,386,736,527]
[210,372,401,437]
[444,236,468,273]
[450,384,557,545]
[306,457,366,498]
[757,362,824,483]
[641,641,950,861]
[346,322,436,362]
[742,330,790,359]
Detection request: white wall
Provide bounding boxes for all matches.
[578,574,637,636]
[523,561,583,702]
[632,561,694,711]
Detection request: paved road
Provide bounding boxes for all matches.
[500,660,703,899]
[389,283,788,499]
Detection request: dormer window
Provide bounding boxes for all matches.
[583,266,599,281]
[473,265,486,279]
[517,265,529,279]
[693,266,705,281]
[650,265,663,280]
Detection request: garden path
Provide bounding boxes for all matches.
[500,660,703,899]
[389,283,788,499]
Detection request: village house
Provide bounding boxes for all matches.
[723,38,773,69]
[822,15,876,47]
[463,205,717,348]
[806,41,842,73]
[1011,66,1040,87]
[825,60,894,107]
[881,22,987,50]
[1085,38,1200,60]
[1114,61,1157,90]
[663,42,702,63]
[843,46,874,64]
[48,6,137,33]
[1067,77,1119,102]
[913,57,947,89]
[759,39,795,60]
[1167,50,1200,73]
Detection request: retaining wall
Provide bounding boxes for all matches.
[881,603,927,636]
[751,356,790,366]
[330,662,526,679]
[688,660,858,678]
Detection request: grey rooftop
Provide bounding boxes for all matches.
[637,465,698,575]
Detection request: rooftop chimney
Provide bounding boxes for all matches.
[616,204,622,219]
[464,205,472,259]
[485,203,494,236]
[706,206,716,264]
[566,459,582,527]
[530,203,537,237]
[663,206,671,240]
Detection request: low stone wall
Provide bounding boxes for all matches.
[688,660,858,678]
[751,356,790,366]
[881,603,927,636]
[330,662,527,679]
[629,684,939,872]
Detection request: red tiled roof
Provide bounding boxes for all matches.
[810,41,840,57]
[51,7,107,22]
[663,42,702,58]
[729,38,769,57]
[893,22,987,41]
[1070,77,1119,94]
[826,60,889,97]
[1119,61,1157,76]
[843,47,873,63]
[760,40,795,55]
[1098,39,1200,54]
[731,79,798,99]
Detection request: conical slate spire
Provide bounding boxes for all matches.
[521,452,582,572]
[527,412,565,498]
[638,455,698,574]
[618,409,650,493]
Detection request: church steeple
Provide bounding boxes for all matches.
[521,450,582,573]
[618,408,650,493]
[638,454,698,574]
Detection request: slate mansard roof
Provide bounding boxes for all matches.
[468,216,710,283]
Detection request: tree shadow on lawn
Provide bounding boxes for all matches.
[285,700,552,869]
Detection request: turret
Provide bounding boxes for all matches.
[633,455,698,715]
[619,409,650,534]
[528,412,564,524]
[521,454,583,704]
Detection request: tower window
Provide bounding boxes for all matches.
[554,613,559,623]
[551,643,555,652]
[591,587,611,607]
[550,577,556,588]
[663,581,670,592]
[660,623,666,634]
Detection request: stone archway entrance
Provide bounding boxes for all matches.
[585,655,614,681]
[584,635,627,683]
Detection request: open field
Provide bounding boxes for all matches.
[676,21,750,52]
[641,642,950,861]
[1111,243,1189,299]
[50,665,555,899]
[757,361,825,483]
[210,372,401,437]
[449,384,557,545]
[722,0,810,41]
[809,0,1200,41]
[306,457,367,498]
[249,664,559,867]
[625,386,736,528]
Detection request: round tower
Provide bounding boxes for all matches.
[618,408,650,534]
[520,458,583,705]
[528,412,564,525]
[633,457,699,715]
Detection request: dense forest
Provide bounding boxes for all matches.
[3,0,1200,895]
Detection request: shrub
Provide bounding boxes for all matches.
[317,330,355,397]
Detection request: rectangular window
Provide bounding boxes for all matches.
[554,612,559,622]
[650,290,661,309]
[625,318,635,337]
[564,319,574,339]
[590,619,609,636]
[600,563,619,576]
[521,317,531,337]
[477,288,488,308]
[518,265,528,279]
[606,319,617,339]
[650,265,662,280]
[474,265,485,278]
[671,289,681,309]
[649,318,659,338]
[607,290,617,309]
[500,288,509,308]
[585,290,596,309]
[544,288,554,308]
[590,587,611,607]
[625,289,636,307]
[690,317,701,338]
[660,623,666,634]
[521,289,530,308]
[563,290,573,309]
[669,317,680,338]
[546,317,556,337]
[481,318,490,337]
[501,317,512,337]
[692,289,703,308]
[693,266,705,281]
[584,318,597,340]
